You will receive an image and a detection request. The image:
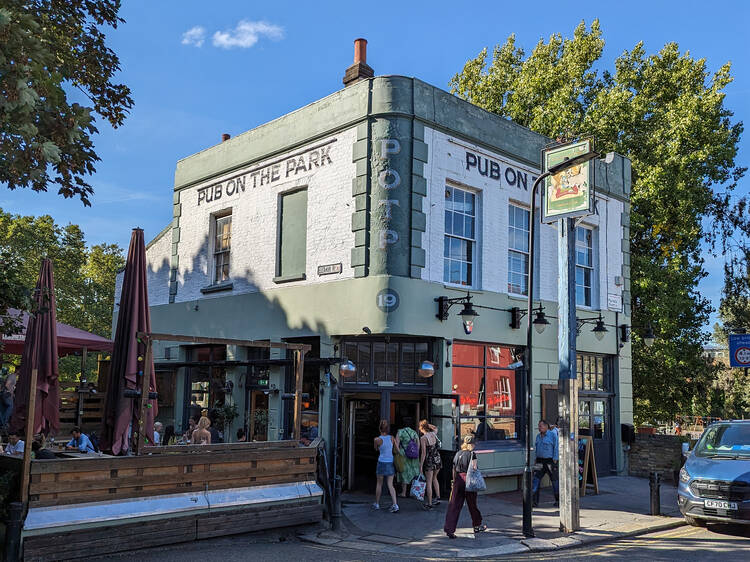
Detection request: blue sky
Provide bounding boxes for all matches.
[2,1,748,329]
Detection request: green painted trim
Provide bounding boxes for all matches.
[273,273,306,284]
[200,282,233,294]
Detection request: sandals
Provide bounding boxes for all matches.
[473,524,488,533]
[446,533,456,539]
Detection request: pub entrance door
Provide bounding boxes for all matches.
[345,398,380,492]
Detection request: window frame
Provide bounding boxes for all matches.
[507,203,530,297]
[339,337,433,388]
[575,225,594,308]
[443,185,478,288]
[212,211,232,285]
[451,341,524,446]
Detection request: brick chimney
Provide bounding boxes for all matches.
[342,38,374,87]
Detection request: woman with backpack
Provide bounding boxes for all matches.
[419,419,442,509]
[444,435,487,538]
[396,425,420,497]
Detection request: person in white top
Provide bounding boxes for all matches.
[153,421,163,445]
[372,419,400,513]
[3,431,25,456]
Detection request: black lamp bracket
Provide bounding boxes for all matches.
[435,292,473,321]
[576,313,605,336]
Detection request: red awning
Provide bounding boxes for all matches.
[1,309,113,356]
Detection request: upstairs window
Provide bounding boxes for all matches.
[213,214,232,284]
[575,226,594,307]
[444,186,476,286]
[507,205,530,295]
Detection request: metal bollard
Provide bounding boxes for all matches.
[649,472,661,515]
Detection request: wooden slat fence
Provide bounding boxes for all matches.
[28,441,316,508]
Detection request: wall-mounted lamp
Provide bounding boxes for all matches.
[509,304,550,334]
[577,313,609,341]
[435,292,479,334]
[643,323,655,347]
[339,359,357,378]
[619,322,656,347]
[418,360,435,378]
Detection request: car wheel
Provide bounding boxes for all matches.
[685,515,706,527]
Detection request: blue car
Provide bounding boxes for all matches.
[678,420,750,526]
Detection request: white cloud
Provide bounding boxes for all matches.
[212,20,283,49]
[181,26,206,47]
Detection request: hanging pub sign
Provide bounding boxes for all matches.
[541,138,595,223]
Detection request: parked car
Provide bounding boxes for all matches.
[678,420,750,526]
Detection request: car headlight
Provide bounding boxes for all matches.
[679,466,690,483]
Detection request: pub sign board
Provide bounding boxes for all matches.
[542,139,594,223]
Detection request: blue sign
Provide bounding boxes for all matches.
[729,333,750,368]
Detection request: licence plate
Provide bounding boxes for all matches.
[704,499,738,510]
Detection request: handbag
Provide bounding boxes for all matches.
[465,457,487,492]
[391,435,399,457]
[393,449,406,473]
[410,474,426,502]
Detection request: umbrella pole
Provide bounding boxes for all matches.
[292,351,305,442]
[20,368,38,506]
[135,338,153,455]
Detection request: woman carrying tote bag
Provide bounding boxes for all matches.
[444,435,487,538]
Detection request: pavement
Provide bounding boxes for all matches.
[300,476,685,558]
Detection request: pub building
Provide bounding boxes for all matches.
[117,39,632,493]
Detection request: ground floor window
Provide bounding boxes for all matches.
[340,338,432,386]
[452,342,522,443]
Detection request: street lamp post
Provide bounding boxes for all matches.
[522,170,550,538]
[523,149,600,538]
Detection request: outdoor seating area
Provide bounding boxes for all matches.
[0,230,324,561]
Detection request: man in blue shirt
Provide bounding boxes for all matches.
[532,420,559,507]
[66,427,96,453]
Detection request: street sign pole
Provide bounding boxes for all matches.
[557,217,579,533]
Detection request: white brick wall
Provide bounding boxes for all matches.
[173,127,357,303]
[423,128,625,308]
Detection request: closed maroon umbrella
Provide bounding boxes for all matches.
[102,229,158,455]
[10,259,60,436]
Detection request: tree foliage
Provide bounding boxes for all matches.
[450,21,747,423]
[0,209,125,339]
[0,0,133,206]
[0,209,125,384]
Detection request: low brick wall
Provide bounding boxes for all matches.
[628,434,683,482]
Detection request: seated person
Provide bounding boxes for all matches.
[3,431,24,456]
[236,428,247,442]
[66,426,96,453]
[191,416,212,445]
[153,421,163,445]
[32,440,56,459]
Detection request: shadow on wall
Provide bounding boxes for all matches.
[167,232,332,338]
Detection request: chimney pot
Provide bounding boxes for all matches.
[343,38,374,87]
[354,38,367,64]
[222,133,230,142]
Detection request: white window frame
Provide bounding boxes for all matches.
[575,225,594,308]
[507,204,530,297]
[212,212,232,285]
[443,185,477,287]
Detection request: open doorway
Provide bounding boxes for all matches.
[345,398,380,492]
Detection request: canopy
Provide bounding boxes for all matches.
[1,309,113,356]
